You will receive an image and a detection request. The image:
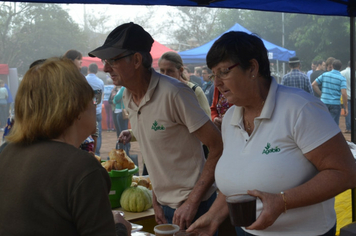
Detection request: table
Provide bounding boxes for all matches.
[115,207,157,234]
[115,207,236,235]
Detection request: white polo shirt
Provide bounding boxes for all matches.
[215,78,340,235]
[123,70,215,208]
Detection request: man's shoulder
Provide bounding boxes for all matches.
[86,74,104,85]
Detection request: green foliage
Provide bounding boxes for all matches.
[165,7,228,51]
[169,7,351,69]
[0,2,87,75]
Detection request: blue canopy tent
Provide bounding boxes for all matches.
[178,23,296,64]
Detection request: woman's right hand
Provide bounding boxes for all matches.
[118,130,131,144]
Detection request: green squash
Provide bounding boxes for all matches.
[120,185,152,212]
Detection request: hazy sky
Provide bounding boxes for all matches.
[64,4,173,42]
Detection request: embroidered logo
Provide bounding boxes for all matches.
[151,120,166,131]
[262,143,280,155]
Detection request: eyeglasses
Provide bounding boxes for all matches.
[102,53,135,67]
[93,89,102,105]
[209,63,240,81]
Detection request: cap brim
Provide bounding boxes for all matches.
[88,46,127,60]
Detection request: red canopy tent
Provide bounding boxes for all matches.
[82,40,175,70]
[150,40,175,69]
[0,64,9,75]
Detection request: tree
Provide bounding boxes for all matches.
[213,9,350,69]
[164,7,229,51]
[0,2,87,75]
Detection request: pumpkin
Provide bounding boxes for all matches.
[120,185,152,212]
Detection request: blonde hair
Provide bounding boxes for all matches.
[7,57,94,144]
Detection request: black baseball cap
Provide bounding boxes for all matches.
[88,22,154,60]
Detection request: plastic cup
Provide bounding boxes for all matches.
[226,194,257,227]
[173,230,200,236]
[154,224,180,236]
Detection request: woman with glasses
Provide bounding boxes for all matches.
[187,31,356,236]
[0,57,131,235]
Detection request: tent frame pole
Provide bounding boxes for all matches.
[350,14,356,222]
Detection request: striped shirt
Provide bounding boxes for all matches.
[315,69,347,105]
[281,69,313,94]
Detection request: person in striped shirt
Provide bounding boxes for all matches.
[312,59,348,125]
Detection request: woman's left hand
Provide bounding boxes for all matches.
[245,189,285,231]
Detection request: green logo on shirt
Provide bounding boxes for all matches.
[262,143,280,155]
[152,120,166,131]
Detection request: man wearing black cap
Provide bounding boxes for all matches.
[89,22,223,231]
[281,57,313,94]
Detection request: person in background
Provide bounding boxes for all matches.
[64,50,99,154]
[159,51,211,118]
[312,59,347,125]
[63,49,82,70]
[210,86,232,131]
[187,31,356,236]
[0,57,131,236]
[184,66,203,87]
[0,80,8,131]
[340,61,351,133]
[325,57,335,72]
[89,22,223,231]
[310,59,325,98]
[281,57,313,94]
[202,66,215,106]
[306,60,317,80]
[110,86,120,137]
[113,86,130,156]
[194,66,204,85]
[104,78,115,132]
[4,83,13,123]
[81,66,88,76]
[86,63,104,156]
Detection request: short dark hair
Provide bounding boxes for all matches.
[29,59,46,69]
[207,31,271,80]
[89,63,98,74]
[202,66,211,74]
[194,67,202,76]
[316,60,324,66]
[64,49,82,61]
[325,57,335,67]
[81,66,88,76]
[332,60,342,70]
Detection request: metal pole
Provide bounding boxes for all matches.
[350,14,356,222]
[282,13,285,75]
